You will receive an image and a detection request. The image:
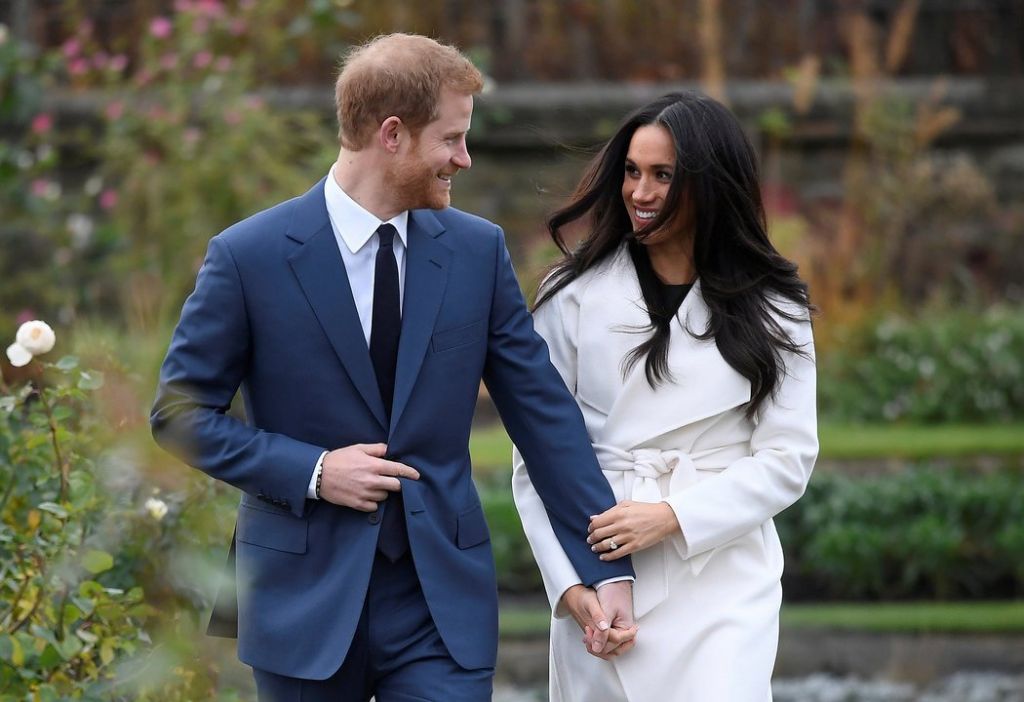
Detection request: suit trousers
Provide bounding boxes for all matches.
[252,550,494,702]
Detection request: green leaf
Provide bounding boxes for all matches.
[82,550,114,574]
[37,502,68,519]
[0,395,15,413]
[99,639,115,665]
[55,355,79,371]
[78,371,105,391]
[0,634,22,666]
[39,643,62,668]
[51,404,73,422]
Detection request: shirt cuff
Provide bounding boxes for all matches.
[306,451,327,499]
[595,576,635,589]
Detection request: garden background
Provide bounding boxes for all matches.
[1,1,1023,700]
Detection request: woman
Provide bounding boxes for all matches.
[512,91,818,701]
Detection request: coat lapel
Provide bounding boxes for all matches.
[390,209,451,433]
[285,179,388,430]
[580,247,751,448]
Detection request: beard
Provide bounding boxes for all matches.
[384,151,450,211]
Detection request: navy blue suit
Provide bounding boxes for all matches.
[151,178,632,684]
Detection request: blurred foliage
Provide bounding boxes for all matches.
[1,321,246,699]
[485,465,1024,601]
[819,306,1024,423]
[10,1,1024,82]
[0,351,154,697]
[778,466,1024,601]
[0,2,333,331]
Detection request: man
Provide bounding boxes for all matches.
[151,33,634,701]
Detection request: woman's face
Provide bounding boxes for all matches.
[621,124,690,244]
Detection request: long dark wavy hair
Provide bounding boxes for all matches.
[534,91,813,417]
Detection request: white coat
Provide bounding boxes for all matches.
[512,244,818,701]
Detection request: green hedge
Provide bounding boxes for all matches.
[483,465,1024,600]
[818,307,1024,423]
[778,466,1024,600]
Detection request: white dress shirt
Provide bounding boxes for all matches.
[307,167,409,498]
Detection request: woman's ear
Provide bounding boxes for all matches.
[379,116,403,153]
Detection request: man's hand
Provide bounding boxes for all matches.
[318,443,419,511]
[588,580,637,657]
[561,584,638,660]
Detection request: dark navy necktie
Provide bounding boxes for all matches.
[370,223,407,561]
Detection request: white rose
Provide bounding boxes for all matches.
[6,343,32,367]
[0,24,8,46]
[16,320,56,355]
[145,498,169,521]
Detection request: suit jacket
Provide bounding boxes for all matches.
[151,178,633,680]
[513,244,818,618]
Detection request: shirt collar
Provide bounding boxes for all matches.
[324,164,409,254]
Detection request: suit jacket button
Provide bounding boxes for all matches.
[368,512,380,524]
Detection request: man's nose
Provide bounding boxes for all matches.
[452,141,471,170]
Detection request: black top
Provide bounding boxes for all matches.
[627,239,692,326]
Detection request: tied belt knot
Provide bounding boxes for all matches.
[593,445,700,504]
[591,443,740,618]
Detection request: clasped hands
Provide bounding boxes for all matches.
[561,500,682,658]
[560,580,637,660]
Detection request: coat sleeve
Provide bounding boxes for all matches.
[150,235,324,517]
[511,279,588,616]
[664,307,819,558]
[482,230,633,590]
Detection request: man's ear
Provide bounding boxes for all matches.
[379,116,404,153]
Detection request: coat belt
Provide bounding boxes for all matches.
[592,443,747,617]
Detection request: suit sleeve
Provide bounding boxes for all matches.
[665,308,819,557]
[482,228,633,587]
[150,236,324,517]
[511,282,589,615]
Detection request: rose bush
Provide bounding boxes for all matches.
[1,320,245,700]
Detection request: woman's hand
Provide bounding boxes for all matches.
[588,500,680,560]
[560,585,638,659]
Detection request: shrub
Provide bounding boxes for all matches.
[481,463,1024,602]
[818,306,1024,423]
[777,465,1024,600]
[0,322,242,700]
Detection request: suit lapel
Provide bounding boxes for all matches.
[390,209,451,433]
[286,179,388,430]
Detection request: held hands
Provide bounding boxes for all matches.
[560,582,638,660]
[318,443,420,511]
[588,500,680,560]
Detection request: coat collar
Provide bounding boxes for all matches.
[577,246,750,448]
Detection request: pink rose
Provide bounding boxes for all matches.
[149,16,173,39]
[99,189,118,210]
[30,113,53,135]
[62,38,81,58]
[69,58,90,76]
[193,50,213,69]
[104,101,125,121]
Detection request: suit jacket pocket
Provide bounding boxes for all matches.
[431,319,486,353]
[456,503,490,549]
[237,503,308,554]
